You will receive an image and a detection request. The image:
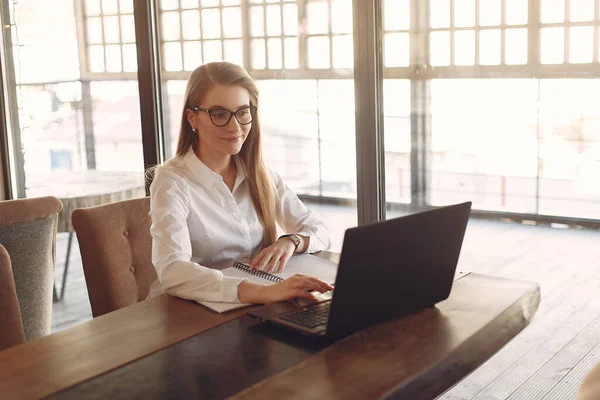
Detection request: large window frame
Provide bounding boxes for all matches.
[2,0,599,229]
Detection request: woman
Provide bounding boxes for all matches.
[149,62,332,305]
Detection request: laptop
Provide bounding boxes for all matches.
[247,201,472,341]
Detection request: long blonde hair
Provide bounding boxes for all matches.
[177,62,278,247]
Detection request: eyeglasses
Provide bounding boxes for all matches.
[191,105,257,127]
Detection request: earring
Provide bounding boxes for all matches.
[191,127,197,133]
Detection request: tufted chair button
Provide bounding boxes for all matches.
[129,265,135,273]
[123,230,129,237]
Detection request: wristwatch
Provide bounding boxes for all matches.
[279,233,301,251]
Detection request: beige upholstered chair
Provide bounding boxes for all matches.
[72,197,156,317]
[0,196,62,341]
[578,362,600,400]
[0,244,25,351]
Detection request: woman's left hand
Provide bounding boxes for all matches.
[249,239,295,273]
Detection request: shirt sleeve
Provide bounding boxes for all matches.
[272,171,331,254]
[149,168,246,303]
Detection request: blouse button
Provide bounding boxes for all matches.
[123,230,129,237]
[129,265,135,273]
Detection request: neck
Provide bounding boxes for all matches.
[196,147,235,177]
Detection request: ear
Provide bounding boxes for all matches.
[185,108,197,128]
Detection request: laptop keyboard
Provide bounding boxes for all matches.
[279,301,331,329]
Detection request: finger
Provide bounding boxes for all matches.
[265,254,281,274]
[249,250,264,269]
[256,253,273,271]
[293,289,319,302]
[307,277,334,292]
[292,276,332,292]
[293,278,326,293]
[277,253,292,273]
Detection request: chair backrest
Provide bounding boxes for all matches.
[72,197,156,317]
[0,244,25,351]
[0,196,62,341]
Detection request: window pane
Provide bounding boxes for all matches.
[85,0,102,16]
[479,29,501,65]
[89,45,105,72]
[223,8,242,38]
[538,80,600,218]
[570,0,594,22]
[103,16,120,44]
[266,5,281,36]
[181,0,199,6]
[383,79,411,205]
[181,10,201,40]
[332,0,352,34]
[101,0,118,15]
[307,2,329,34]
[569,26,594,63]
[86,17,103,44]
[223,39,243,66]
[284,37,299,68]
[307,36,331,69]
[161,12,181,41]
[105,44,122,72]
[160,0,179,10]
[454,30,475,66]
[479,0,501,26]
[251,38,266,69]
[119,0,133,14]
[163,42,183,71]
[122,43,137,72]
[222,0,241,5]
[283,4,298,35]
[454,0,475,28]
[120,15,136,43]
[384,0,409,31]
[505,28,528,65]
[430,80,539,212]
[430,0,450,28]
[430,31,451,66]
[505,0,528,25]
[332,35,353,69]
[541,0,565,23]
[250,6,264,37]
[201,0,220,6]
[183,41,202,70]
[268,38,283,69]
[203,40,223,63]
[541,27,565,64]
[318,80,356,199]
[384,32,409,67]
[202,9,222,39]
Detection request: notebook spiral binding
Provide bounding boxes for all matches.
[232,262,284,283]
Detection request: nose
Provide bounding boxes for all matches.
[226,114,241,131]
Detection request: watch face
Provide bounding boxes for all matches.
[291,234,301,246]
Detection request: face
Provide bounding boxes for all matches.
[186,84,253,161]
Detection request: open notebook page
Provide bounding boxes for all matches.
[197,254,338,313]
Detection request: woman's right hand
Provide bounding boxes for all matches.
[237,274,333,304]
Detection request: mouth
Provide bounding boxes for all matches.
[222,136,243,142]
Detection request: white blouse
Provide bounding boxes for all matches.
[148,150,331,303]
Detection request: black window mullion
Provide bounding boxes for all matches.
[133,0,166,194]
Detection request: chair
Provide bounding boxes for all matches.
[579,362,600,400]
[0,244,25,351]
[0,196,62,341]
[72,197,156,317]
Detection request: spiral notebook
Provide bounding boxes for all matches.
[198,254,338,313]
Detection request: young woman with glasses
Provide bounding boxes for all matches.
[148,62,333,305]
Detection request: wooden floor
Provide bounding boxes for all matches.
[51,203,600,400]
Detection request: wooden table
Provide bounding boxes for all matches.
[26,170,145,301]
[0,265,540,400]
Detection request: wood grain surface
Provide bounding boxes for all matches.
[233,273,540,400]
